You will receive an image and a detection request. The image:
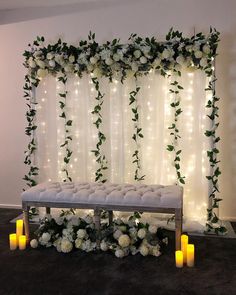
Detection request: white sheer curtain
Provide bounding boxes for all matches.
[35,70,210,223]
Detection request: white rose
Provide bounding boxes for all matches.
[134,50,141,59]
[61,238,73,253]
[64,64,73,73]
[28,58,36,68]
[30,239,38,248]
[49,60,56,67]
[41,232,51,243]
[93,67,102,78]
[37,68,48,78]
[115,249,125,258]
[131,62,138,72]
[113,230,122,240]
[69,55,75,63]
[194,50,203,59]
[137,228,146,239]
[53,237,62,248]
[129,227,137,238]
[200,57,208,67]
[176,55,185,66]
[118,234,131,248]
[47,52,54,60]
[105,57,113,66]
[162,49,171,59]
[90,56,98,65]
[75,238,83,249]
[203,44,211,54]
[77,229,86,239]
[152,247,161,257]
[140,56,147,64]
[149,225,158,234]
[113,53,120,62]
[36,60,46,69]
[139,245,149,256]
[100,240,108,251]
[87,64,94,72]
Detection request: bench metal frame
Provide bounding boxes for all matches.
[22,201,182,250]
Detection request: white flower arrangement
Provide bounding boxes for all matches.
[31,211,168,258]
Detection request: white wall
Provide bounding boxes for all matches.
[0,0,235,219]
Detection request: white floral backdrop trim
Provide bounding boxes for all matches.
[23,28,226,237]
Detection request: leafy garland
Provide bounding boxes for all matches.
[22,29,225,234]
[91,77,108,183]
[167,79,185,185]
[57,74,73,182]
[129,82,145,181]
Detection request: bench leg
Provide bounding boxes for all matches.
[46,207,51,214]
[108,210,113,225]
[23,206,30,244]
[94,208,101,249]
[175,208,182,250]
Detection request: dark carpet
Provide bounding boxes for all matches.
[0,208,236,295]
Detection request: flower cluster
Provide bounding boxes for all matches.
[23,28,219,86]
[30,212,168,258]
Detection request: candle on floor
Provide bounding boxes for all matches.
[16,219,24,241]
[9,234,17,250]
[181,234,188,263]
[175,250,183,268]
[187,244,195,267]
[19,235,26,250]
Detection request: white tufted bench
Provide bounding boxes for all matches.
[22,182,183,250]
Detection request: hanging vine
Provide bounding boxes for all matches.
[129,82,145,182]
[22,73,39,188]
[57,74,73,182]
[91,77,108,183]
[205,71,226,234]
[167,79,185,185]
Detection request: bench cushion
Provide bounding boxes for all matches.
[22,182,183,209]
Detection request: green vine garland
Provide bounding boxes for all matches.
[57,74,73,182]
[91,77,108,183]
[22,28,225,234]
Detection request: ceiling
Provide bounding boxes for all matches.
[0,0,90,11]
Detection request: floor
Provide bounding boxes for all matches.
[0,208,236,295]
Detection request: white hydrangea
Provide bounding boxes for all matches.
[137,228,146,239]
[131,62,138,72]
[194,50,203,59]
[161,49,171,59]
[100,240,108,251]
[140,56,147,64]
[30,239,38,249]
[113,230,122,240]
[75,238,83,249]
[200,57,208,67]
[115,248,125,258]
[62,229,73,242]
[61,238,73,253]
[134,50,141,59]
[77,229,87,239]
[93,67,102,78]
[64,64,73,73]
[118,234,131,248]
[139,245,149,256]
[176,55,185,66]
[149,225,158,234]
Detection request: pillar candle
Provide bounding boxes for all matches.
[9,234,17,250]
[175,250,183,268]
[19,235,26,250]
[16,219,24,241]
[187,244,195,267]
[181,234,188,263]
